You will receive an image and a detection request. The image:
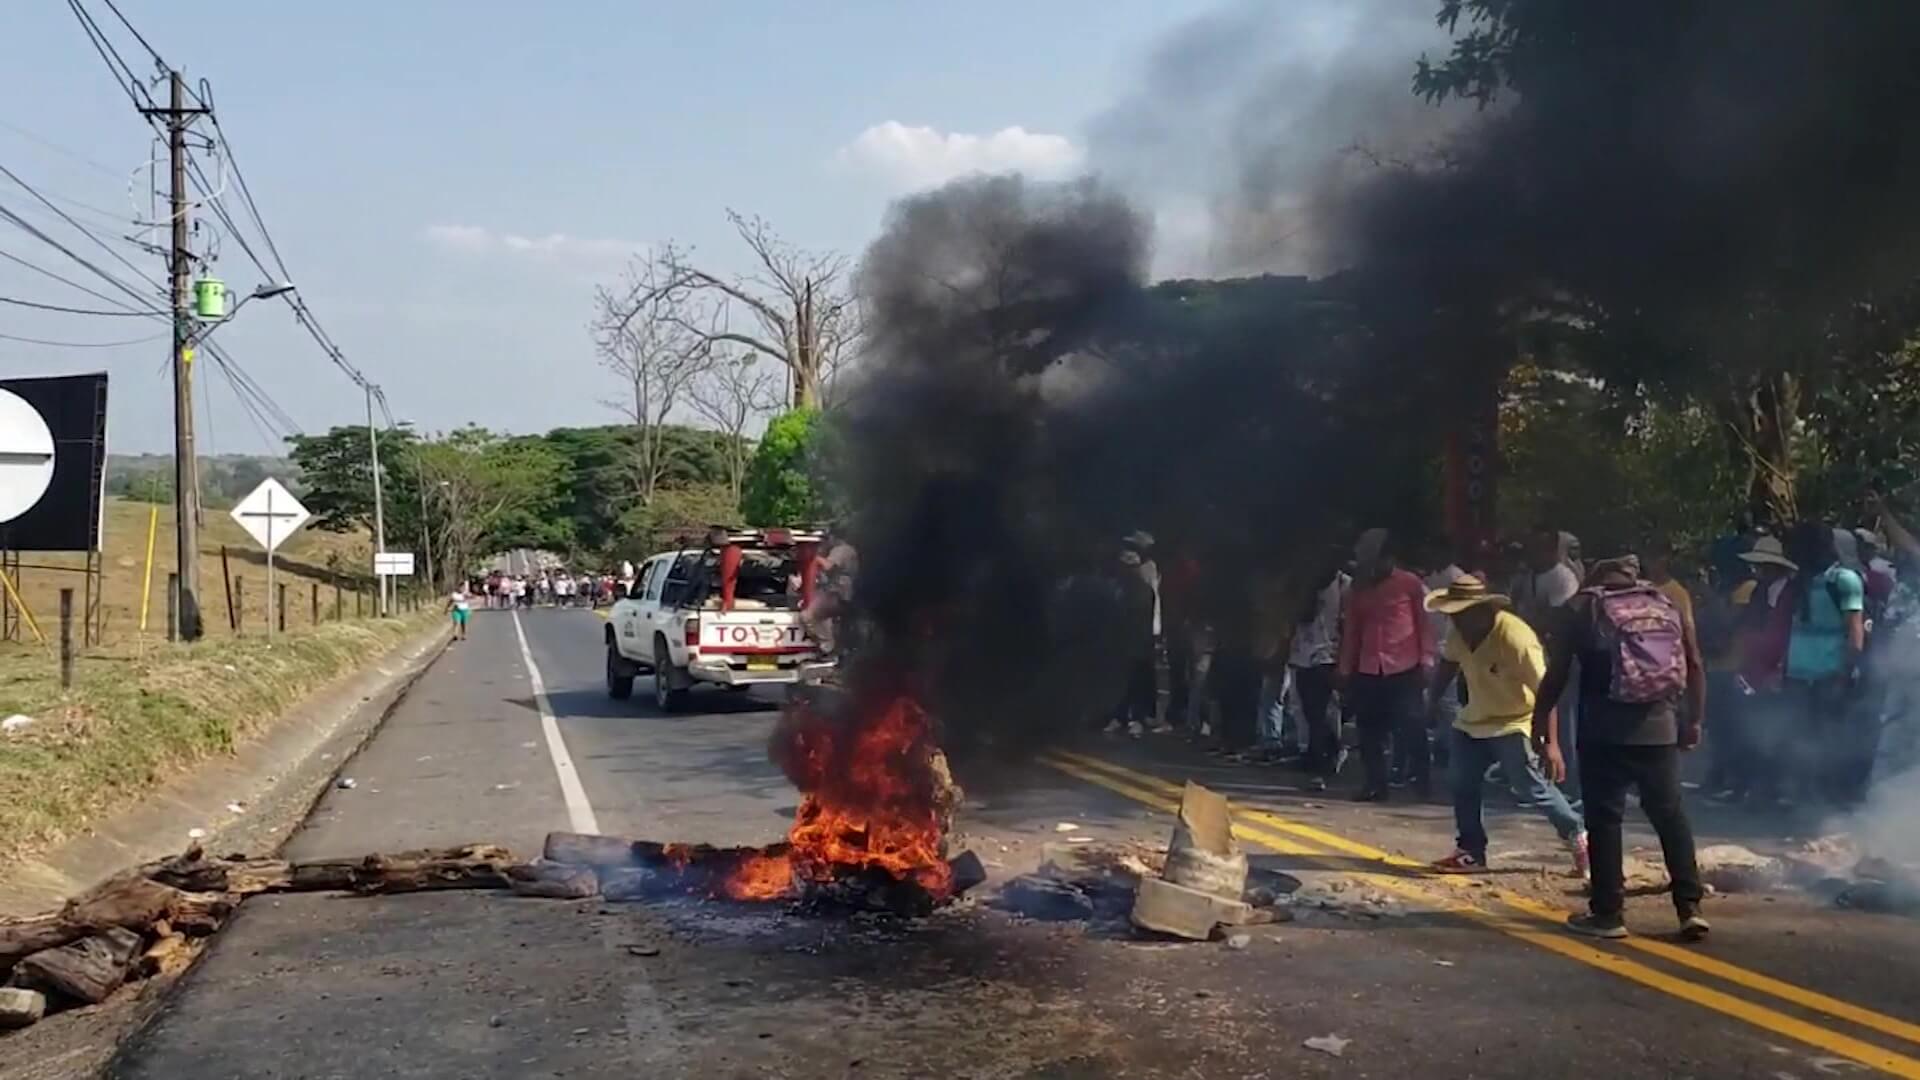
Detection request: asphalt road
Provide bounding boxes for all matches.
[92,608,1920,1079]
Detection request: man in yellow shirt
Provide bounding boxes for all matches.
[1424,575,1589,876]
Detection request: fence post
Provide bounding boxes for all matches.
[334,577,342,621]
[277,583,287,634]
[166,573,179,643]
[59,588,74,689]
[235,577,245,634]
[311,583,320,625]
[355,589,363,617]
[220,545,237,631]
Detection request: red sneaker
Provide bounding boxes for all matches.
[1433,850,1486,873]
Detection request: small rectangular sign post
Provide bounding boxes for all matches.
[373,552,415,577]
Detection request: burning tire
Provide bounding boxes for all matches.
[653,638,690,712]
[605,642,635,700]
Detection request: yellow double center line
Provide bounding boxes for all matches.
[1040,748,1920,1077]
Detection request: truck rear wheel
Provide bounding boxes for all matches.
[653,639,690,712]
[606,642,634,700]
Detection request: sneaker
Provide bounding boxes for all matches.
[1307,776,1328,792]
[1146,721,1175,734]
[1351,788,1387,803]
[1433,849,1486,873]
[1566,913,1629,939]
[1678,909,1712,942]
[1127,721,1146,738]
[1102,720,1124,735]
[1567,833,1591,879]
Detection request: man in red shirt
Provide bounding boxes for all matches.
[1339,528,1435,801]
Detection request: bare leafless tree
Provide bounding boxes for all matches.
[686,351,782,505]
[617,211,859,409]
[593,259,715,507]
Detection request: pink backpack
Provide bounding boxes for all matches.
[1584,585,1687,704]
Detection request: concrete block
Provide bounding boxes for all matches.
[1131,875,1252,940]
[0,986,47,1028]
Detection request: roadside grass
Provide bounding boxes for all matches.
[0,612,438,867]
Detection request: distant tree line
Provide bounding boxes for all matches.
[105,454,299,509]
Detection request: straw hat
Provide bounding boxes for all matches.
[1738,536,1798,571]
[1424,573,1511,615]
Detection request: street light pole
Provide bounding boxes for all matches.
[366,383,388,616]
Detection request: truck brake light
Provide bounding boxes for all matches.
[685,617,701,647]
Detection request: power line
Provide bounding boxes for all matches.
[0,201,164,310]
[0,328,164,347]
[0,245,162,314]
[0,163,164,294]
[98,0,165,70]
[63,0,154,112]
[0,294,150,315]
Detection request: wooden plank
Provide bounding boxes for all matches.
[15,927,143,1004]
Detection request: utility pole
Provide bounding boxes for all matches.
[146,71,209,641]
[366,382,388,616]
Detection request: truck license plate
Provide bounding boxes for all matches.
[747,657,777,671]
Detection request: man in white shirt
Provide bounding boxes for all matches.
[1290,559,1350,791]
[1507,526,1585,796]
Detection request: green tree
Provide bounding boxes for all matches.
[286,425,422,538]
[412,428,569,583]
[741,409,824,525]
[534,424,734,557]
[122,471,173,505]
[1499,367,1743,558]
[1410,1,1920,525]
[613,483,741,559]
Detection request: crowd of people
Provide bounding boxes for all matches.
[468,564,636,610]
[1100,510,1920,940]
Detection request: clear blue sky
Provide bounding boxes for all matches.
[0,1,1415,453]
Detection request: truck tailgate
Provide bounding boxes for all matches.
[697,611,810,653]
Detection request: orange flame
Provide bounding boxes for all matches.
[721,692,952,902]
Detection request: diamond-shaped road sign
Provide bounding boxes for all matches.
[229,477,310,553]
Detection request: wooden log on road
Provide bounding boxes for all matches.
[4,874,234,970]
[289,844,518,895]
[64,873,234,935]
[542,831,783,872]
[15,926,143,1004]
[145,847,293,896]
[0,915,83,971]
[506,860,600,899]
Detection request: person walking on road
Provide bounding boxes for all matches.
[1291,554,1350,790]
[1338,528,1433,801]
[1424,575,1588,876]
[1106,534,1161,738]
[1538,556,1709,942]
[445,583,472,641]
[1510,525,1585,795]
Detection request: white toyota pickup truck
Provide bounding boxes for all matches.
[604,527,828,710]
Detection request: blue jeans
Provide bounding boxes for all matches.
[1451,728,1584,857]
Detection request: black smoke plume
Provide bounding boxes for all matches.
[828,2,1920,755]
[831,176,1438,755]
